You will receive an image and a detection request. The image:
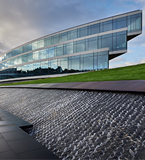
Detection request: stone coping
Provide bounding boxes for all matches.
[0,80,145,93]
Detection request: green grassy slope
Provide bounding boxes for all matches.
[1,63,145,85]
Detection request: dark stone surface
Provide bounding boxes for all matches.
[0,108,60,159]
[0,151,18,159]
[0,125,20,133]
[2,130,29,141]
[8,137,43,154]
[17,148,60,159]
[0,138,11,152]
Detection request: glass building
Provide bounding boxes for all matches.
[0,10,142,80]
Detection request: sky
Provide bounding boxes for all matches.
[0,0,144,68]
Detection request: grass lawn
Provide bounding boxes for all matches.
[1,63,145,86]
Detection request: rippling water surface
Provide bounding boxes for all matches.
[0,88,145,160]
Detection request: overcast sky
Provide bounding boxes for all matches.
[0,0,144,68]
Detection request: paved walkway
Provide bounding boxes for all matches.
[0,108,60,159]
[1,80,145,93]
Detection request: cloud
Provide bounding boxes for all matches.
[110,57,126,63]
[0,0,108,55]
[139,58,145,64]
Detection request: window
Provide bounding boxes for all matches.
[54,35,60,44]
[117,17,127,29]
[84,53,93,71]
[44,37,52,47]
[90,23,99,35]
[88,37,97,50]
[49,59,57,74]
[64,42,73,55]
[39,49,47,59]
[128,13,142,32]
[38,39,44,48]
[41,61,48,75]
[103,20,112,32]
[56,45,63,56]
[76,40,86,52]
[61,33,68,42]
[102,34,112,51]
[94,53,98,70]
[33,51,39,60]
[22,54,28,63]
[117,31,126,50]
[78,27,88,38]
[60,58,68,73]
[70,29,78,40]
[27,52,33,62]
[17,56,22,65]
[33,62,41,75]
[27,64,33,76]
[22,45,28,53]
[32,41,38,50]
[70,56,80,71]
[48,47,55,58]
[98,51,108,69]
[113,17,127,30]
[27,44,32,52]
[113,33,117,51]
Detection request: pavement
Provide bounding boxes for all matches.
[0,108,60,159]
[1,80,145,93]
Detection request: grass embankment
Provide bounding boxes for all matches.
[1,63,145,86]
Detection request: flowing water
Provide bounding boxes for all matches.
[0,88,144,159]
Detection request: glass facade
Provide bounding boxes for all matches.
[0,10,142,80]
[0,51,108,79]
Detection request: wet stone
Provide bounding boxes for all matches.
[0,88,145,159]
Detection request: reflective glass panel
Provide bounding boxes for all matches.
[70,29,78,39]
[78,27,88,38]
[22,54,28,63]
[56,45,63,56]
[76,40,86,52]
[33,51,39,61]
[41,61,48,75]
[117,31,126,50]
[48,47,54,58]
[98,51,108,69]
[61,58,68,73]
[27,64,33,76]
[117,17,127,29]
[61,33,68,42]
[38,39,44,48]
[94,52,98,70]
[88,37,97,50]
[90,23,99,35]
[103,20,112,32]
[32,41,38,50]
[27,52,33,62]
[27,44,32,52]
[44,37,52,47]
[54,35,60,44]
[71,56,80,71]
[49,59,57,74]
[84,53,93,70]
[33,62,41,75]
[102,34,112,51]
[39,49,47,59]
[64,42,73,55]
